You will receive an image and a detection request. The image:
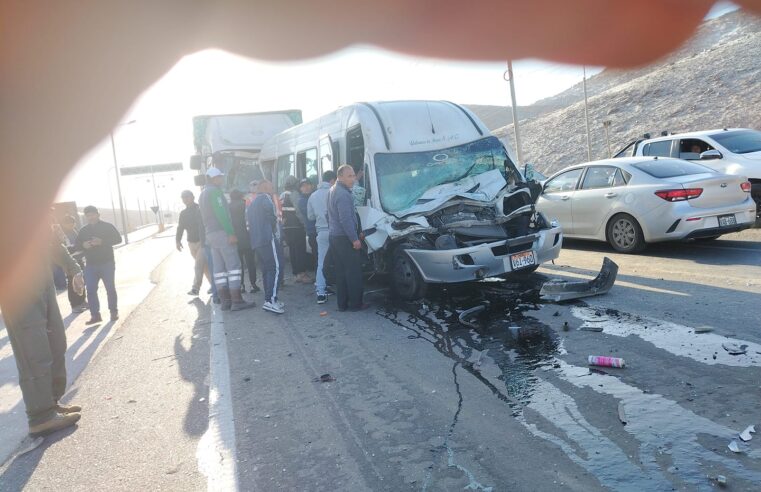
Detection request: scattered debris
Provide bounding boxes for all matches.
[728,440,742,453]
[165,463,182,475]
[474,350,485,368]
[588,355,626,368]
[722,342,748,355]
[319,311,328,317]
[243,376,251,382]
[313,373,336,383]
[617,402,627,425]
[151,354,176,362]
[199,397,206,402]
[540,257,618,302]
[694,326,713,334]
[458,303,489,329]
[562,321,570,332]
[127,399,137,404]
[580,326,604,332]
[716,475,727,487]
[739,424,756,442]
[553,311,560,317]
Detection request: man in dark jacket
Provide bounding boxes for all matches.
[75,205,122,324]
[229,189,260,293]
[176,190,211,296]
[60,214,87,312]
[280,176,310,284]
[297,179,317,271]
[247,179,284,314]
[327,165,366,311]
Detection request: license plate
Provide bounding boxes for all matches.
[718,214,737,227]
[510,251,536,270]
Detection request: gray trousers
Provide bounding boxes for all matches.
[207,230,242,290]
[3,282,67,426]
[188,241,210,290]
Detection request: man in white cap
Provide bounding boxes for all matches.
[198,159,254,311]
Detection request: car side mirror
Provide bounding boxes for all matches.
[523,163,537,182]
[700,149,722,160]
[193,174,206,187]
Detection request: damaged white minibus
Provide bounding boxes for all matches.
[259,100,563,299]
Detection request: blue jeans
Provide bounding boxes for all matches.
[315,230,330,295]
[84,262,117,317]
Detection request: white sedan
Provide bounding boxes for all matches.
[536,157,756,253]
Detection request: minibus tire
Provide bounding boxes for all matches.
[392,248,427,300]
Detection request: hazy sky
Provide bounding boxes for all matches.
[57,2,738,211]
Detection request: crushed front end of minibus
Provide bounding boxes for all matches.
[362,166,563,300]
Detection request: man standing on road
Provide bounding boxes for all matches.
[176,190,211,296]
[198,166,254,312]
[76,205,122,324]
[247,179,284,314]
[307,170,336,304]
[328,165,367,311]
[297,179,317,272]
[60,214,87,312]
[0,229,85,436]
[229,189,260,293]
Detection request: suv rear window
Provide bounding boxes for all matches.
[632,159,714,178]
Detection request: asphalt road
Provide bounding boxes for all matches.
[1,229,760,491]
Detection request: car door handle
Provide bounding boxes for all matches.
[560,195,570,201]
[605,192,617,198]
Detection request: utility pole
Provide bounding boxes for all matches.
[504,60,524,166]
[603,120,613,158]
[109,119,135,244]
[150,165,165,232]
[582,66,592,162]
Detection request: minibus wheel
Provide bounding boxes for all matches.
[392,247,427,300]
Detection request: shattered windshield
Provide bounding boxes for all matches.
[374,137,517,213]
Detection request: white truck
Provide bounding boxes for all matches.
[259,100,563,299]
[190,110,303,192]
[615,128,761,221]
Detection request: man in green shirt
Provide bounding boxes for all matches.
[198,165,254,311]
[1,231,84,436]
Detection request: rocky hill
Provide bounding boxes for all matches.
[490,10,761,176]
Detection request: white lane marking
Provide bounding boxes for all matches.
[197,305,240,491]
[572,306,761,367]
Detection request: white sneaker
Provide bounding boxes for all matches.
[263,301,284,314]
[274,299,285,308]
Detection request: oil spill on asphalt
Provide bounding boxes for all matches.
[377,280,761,491]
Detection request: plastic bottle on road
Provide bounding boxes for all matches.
[588,355,625,368]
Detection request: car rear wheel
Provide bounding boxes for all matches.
[392,248,428,300]
[606,213,646,253]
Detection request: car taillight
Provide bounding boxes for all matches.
[654,188,703,202]
[741,181,751,192]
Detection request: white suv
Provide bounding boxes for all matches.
[615,128,761,220]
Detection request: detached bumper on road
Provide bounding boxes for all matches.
[405,226,563,283]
